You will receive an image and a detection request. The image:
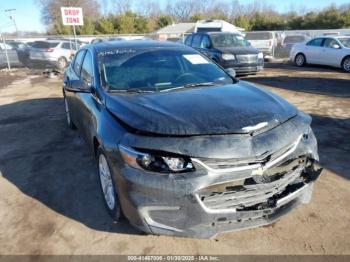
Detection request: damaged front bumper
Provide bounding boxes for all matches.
[108,116,323,238]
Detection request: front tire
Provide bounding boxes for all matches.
[341,56,350,72]
[295,53,306,67]
[97,147,121,222]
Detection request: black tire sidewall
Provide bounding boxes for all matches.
[63,96,76,129]
[96,147,121,222]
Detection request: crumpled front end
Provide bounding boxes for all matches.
[109,114,323,238]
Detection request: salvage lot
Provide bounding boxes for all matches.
[0,63,349,255]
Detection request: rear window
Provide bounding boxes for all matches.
[284,35,306,44]
[245,32,272,40]
[32,41,59,48]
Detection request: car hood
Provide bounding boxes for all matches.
[215,46,260,55]
[106,81,298,136]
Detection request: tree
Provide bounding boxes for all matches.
[234,16,251,30]
[156,15,173,29]
[76,17,95,35]
[316,6,344,29]
[37,0,100,34]
[95,17,115,34]
[189,13,203,23]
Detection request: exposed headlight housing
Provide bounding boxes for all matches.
[303,126,312,140]
[119,145,194,174]
[258,52,264,59]
[221,53,236,60]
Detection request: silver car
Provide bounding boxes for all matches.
[29,40,79,69]
[290,36,350,72]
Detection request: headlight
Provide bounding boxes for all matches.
[258,52,264,59]
[119,145,194,174]
[221,53,235,60]
[303,126,311,140]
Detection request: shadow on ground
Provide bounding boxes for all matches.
[0,97,349,236]
[241,75,350,98]
[0,98,140,235]
[264,62,346,73]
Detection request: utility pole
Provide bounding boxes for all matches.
[0,31,11,71]
[4,9,18,37]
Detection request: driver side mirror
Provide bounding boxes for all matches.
[225,68,236,78]
[332,43,340,49]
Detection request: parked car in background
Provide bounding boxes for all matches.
[7,40,31,66]
[185,32,264,75]
[0,43,21,68]
[245,31,276,59]
[278,34,309,58]
[63,40,322,238]
[290,36,350,72]
[29,40,80,70]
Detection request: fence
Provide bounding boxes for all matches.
[1,28,350,71]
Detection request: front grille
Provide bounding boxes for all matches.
[198,156,308,211]
[236,54,258,63]
[197,139,298,170]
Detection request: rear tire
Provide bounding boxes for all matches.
[341,56,350,72]
[57,57,68,70]
[295,53,306,67]
[96,147,122,222]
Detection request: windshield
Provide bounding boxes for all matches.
[245,32,272,40]
[99,48,233,92]
[32,41,59,48]
[210,34,250,48]
[338,37,350,48]
[284,35,305,44]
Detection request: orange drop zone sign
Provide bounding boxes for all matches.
[61,7,84,26]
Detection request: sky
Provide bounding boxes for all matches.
[0,0,349,33]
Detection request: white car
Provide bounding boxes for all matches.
[29,40,79,70]
[290,36,350,72]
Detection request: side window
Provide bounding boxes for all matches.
[323,38,339,48]
[184,35,193,46]
[80,51,93,84]
[306,38,324,47]
[61,43,70,49]
[200,35,211,49]
[73,50,86,75]
[192,34,202,48]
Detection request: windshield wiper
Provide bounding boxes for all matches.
[109,88,154,93]
[160,82,217,92]
[184,82,216,88]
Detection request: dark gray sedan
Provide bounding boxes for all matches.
[63,40,322,238]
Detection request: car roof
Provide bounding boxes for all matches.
[88,40,192,53]
[193,32,240,35]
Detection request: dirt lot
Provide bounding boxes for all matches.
[0,63,349,255]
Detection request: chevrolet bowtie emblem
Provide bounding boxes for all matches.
[242,122,268,132]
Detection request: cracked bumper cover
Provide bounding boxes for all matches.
[107,116,322,238]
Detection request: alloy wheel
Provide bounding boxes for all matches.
[295,54,305,66]
[98,154,116,210]
[343,58,350,72]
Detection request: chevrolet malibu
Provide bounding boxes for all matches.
[63,41,322,238]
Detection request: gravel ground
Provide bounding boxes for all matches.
[0,63,349,255]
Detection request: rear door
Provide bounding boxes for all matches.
[321,38,343,67]
[304,38,324,64]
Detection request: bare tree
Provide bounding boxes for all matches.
[114,0,133,14]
